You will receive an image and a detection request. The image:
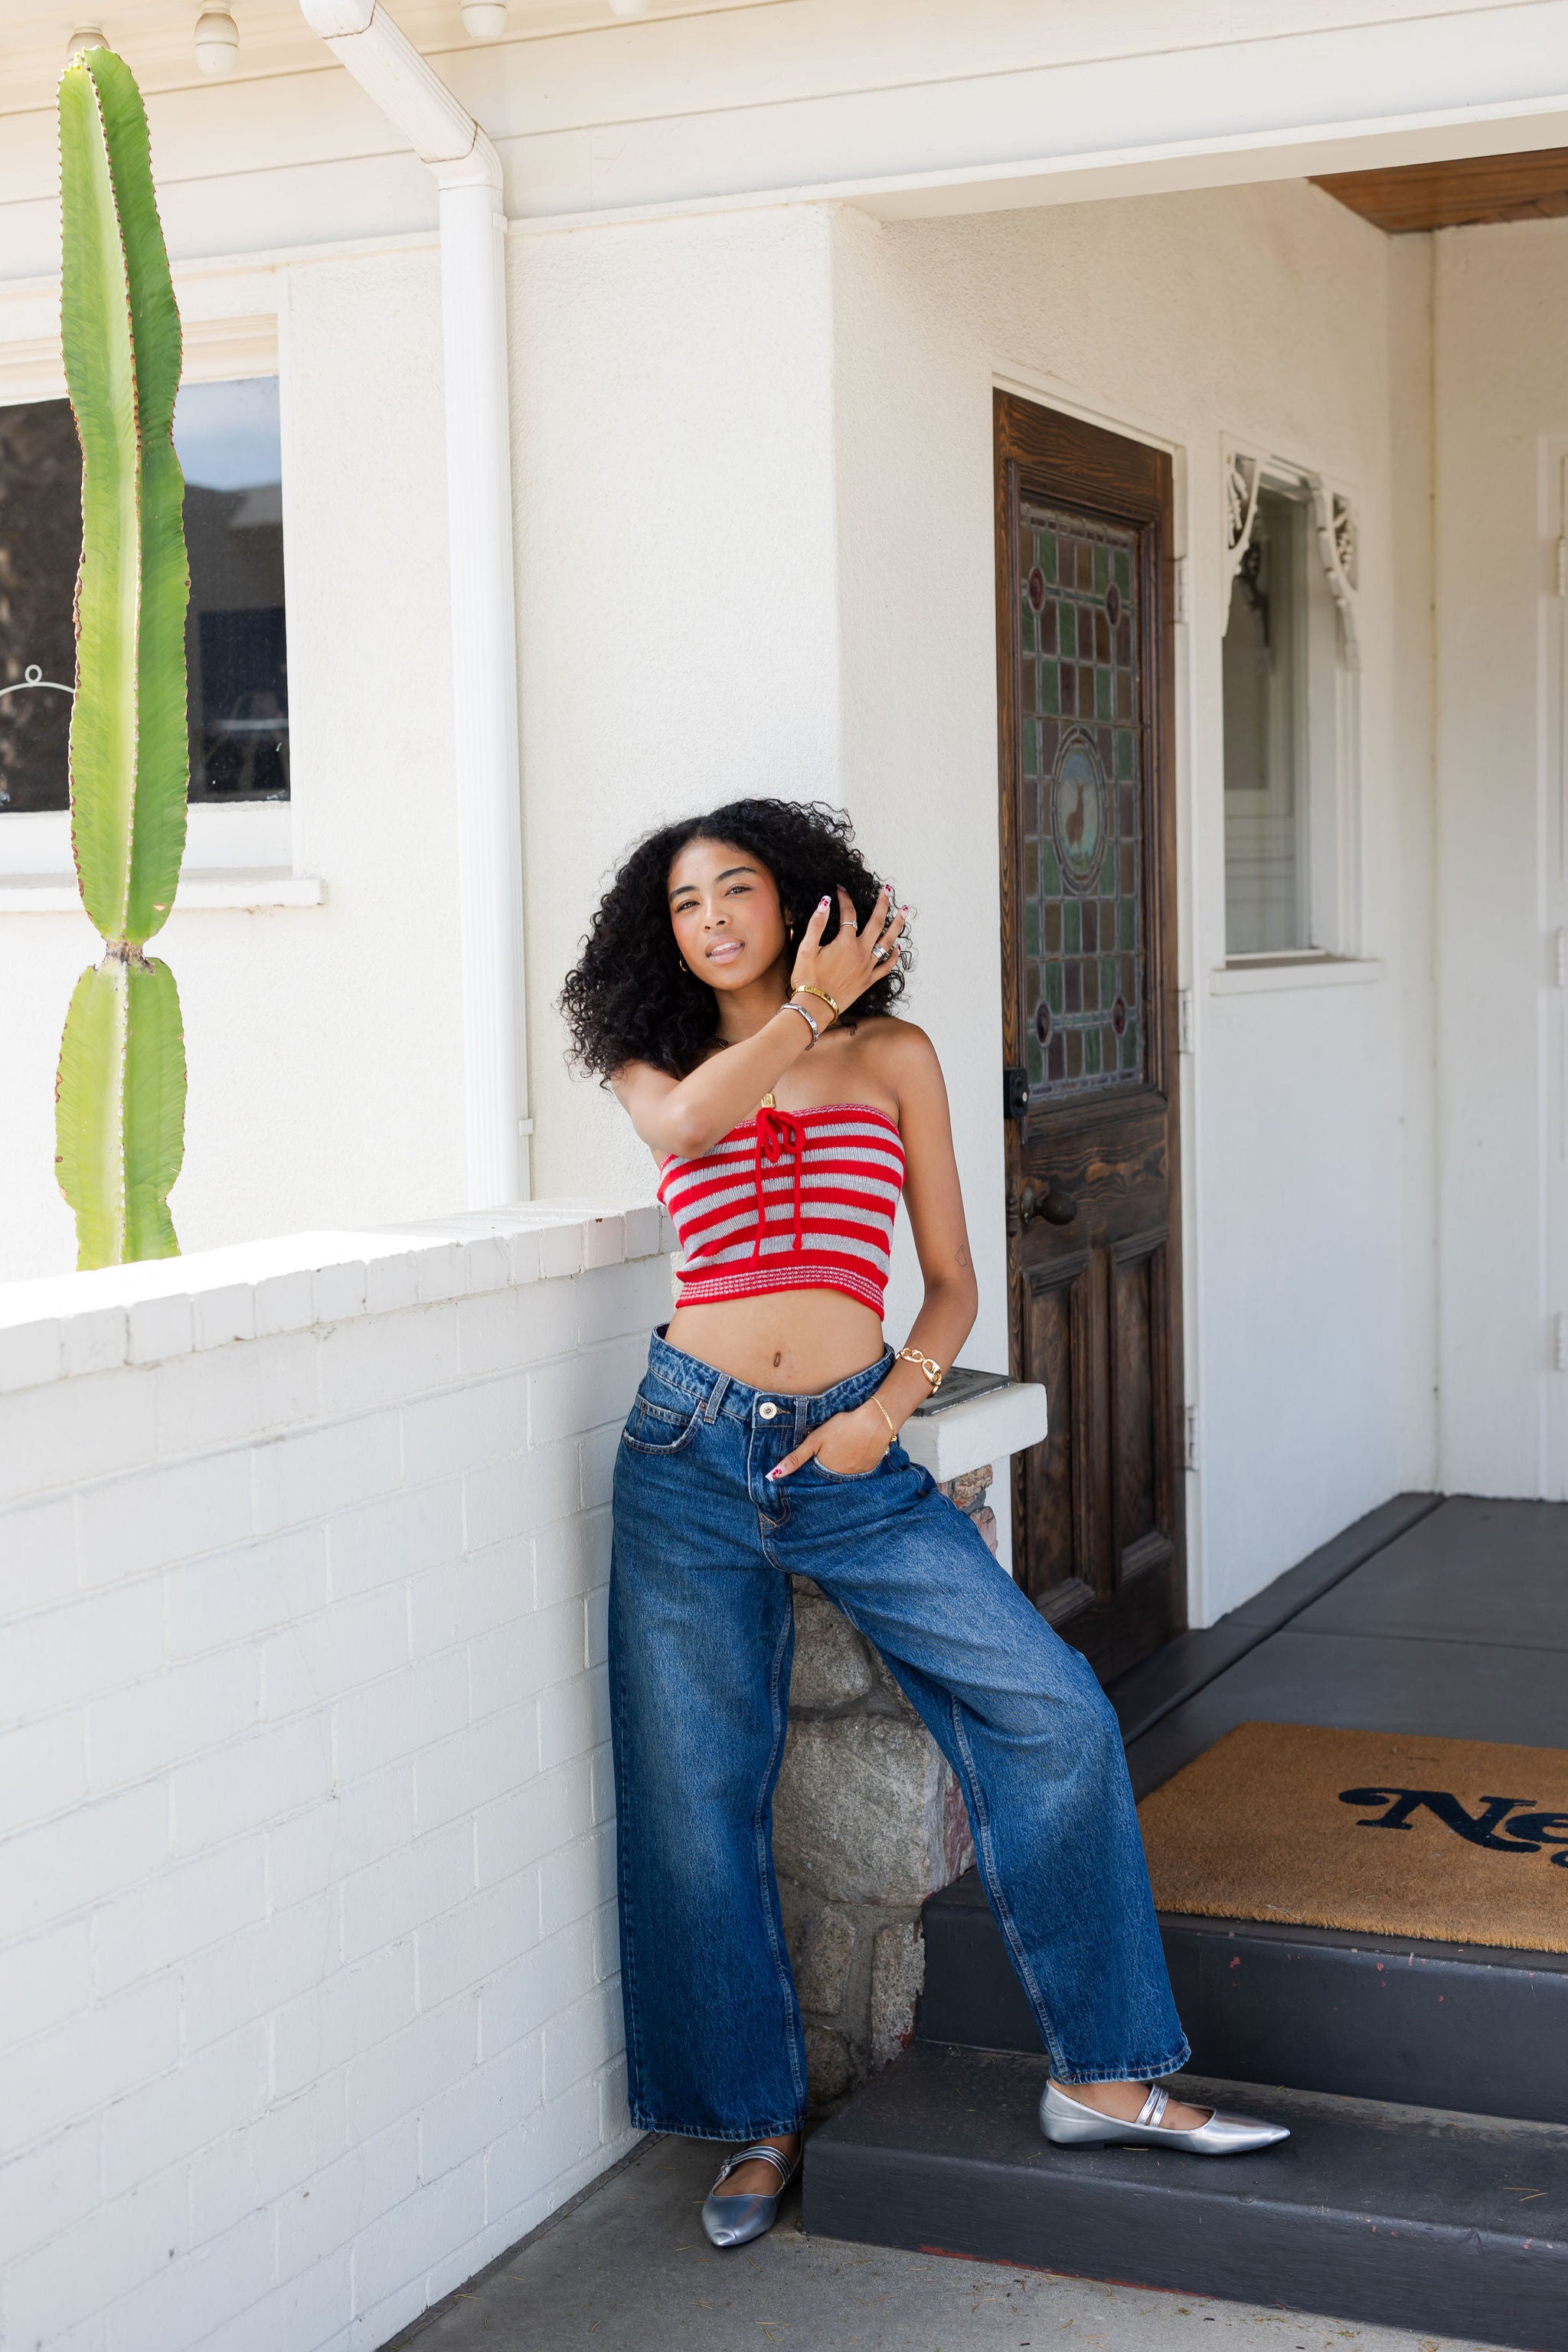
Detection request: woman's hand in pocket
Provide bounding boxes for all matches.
[768,1400,893,1481]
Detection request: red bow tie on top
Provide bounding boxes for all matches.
[751,1105,806,1264]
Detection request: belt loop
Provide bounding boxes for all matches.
[703,1372,732,1424]
[792,1393,809,1448]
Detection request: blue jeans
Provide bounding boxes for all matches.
[609,1332,1188,2140]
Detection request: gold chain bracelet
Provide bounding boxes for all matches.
[895,1344,943,1394]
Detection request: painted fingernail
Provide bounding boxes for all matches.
[818,896,830,908]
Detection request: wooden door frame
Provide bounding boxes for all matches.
[993,389,1187,1645]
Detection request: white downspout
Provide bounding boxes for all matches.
[300,0,529,1205]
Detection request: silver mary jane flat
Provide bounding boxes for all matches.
[1040,2079,1290,2156]
[701,2141,802,2249]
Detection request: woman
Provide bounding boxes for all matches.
[561,799,1285,2252]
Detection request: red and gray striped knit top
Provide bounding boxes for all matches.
[657,1101,905,1316]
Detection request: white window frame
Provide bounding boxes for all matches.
[0,309,306,899]
[1219,439,1364,976]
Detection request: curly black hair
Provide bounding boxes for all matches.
[560,797,909,1081]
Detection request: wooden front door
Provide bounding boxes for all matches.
[995,393,1185,1684]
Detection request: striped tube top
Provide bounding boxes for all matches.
[657,1102,905,1316]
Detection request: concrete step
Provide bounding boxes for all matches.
[920,1868,1568,2126]
[804,2042,1568,2350]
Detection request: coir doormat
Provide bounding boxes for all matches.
[1137,1722,1568,1953]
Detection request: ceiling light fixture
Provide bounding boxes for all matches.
[194,7,240,74]
[65,25,108,54]
[460,1,508,33]
[607,0,653,15]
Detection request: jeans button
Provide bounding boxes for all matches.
[758,1400,779,1421]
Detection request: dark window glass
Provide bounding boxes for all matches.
[0,377,289,813]
[177,377,288,803]
[1223,484,1308,952]
[0,399,79,812]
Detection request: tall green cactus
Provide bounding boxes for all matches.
[54,44,189,1267]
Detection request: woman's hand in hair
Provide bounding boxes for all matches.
[790,886,906,1021]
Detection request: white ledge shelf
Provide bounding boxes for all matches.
[1210,956,1387,996]
[899,1378,1047,1485]
[0,871,326,914]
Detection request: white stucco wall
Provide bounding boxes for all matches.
[826,207,1013,1383]
[851,188,1429,1618]
[15,3,1540,1583]
[1388,234,1441,1497]
[1433,216,1568,1500]
[511,205,841,1212]
[514,179,1432,1622]
[841,188,1423,1619]
[1,108,1447,1615]
[0,244,469,1282]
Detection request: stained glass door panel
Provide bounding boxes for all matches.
[1018,503,1146,1100]
[996,395,1184,1686]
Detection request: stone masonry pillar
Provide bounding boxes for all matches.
[772,1468,997,2106]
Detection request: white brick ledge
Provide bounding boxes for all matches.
[0,1194,669,2338]
[0,1199,671,1396]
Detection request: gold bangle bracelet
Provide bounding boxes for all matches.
[792,985,841,1022]
[895,1344,943,1394]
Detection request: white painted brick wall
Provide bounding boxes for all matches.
[0,1201,675,2352]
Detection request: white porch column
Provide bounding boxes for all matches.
[299,1,528,1207]
[437,167,529,1207]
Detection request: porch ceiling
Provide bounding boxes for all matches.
[11,3,1568,243]
[0,0,769,119]
[1313,145,1568,230]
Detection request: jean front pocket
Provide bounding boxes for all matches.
[621,1383,705,1457]
[801,1442,905,1485]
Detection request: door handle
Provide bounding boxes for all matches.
[1011,1178,1080,1233]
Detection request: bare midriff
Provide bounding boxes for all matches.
[664,1287,886,1396]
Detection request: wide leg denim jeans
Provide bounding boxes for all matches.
[609,1332,1188,2141]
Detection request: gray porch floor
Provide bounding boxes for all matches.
[388,2127,1508,2351]
[1122,1494,1568,1798]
